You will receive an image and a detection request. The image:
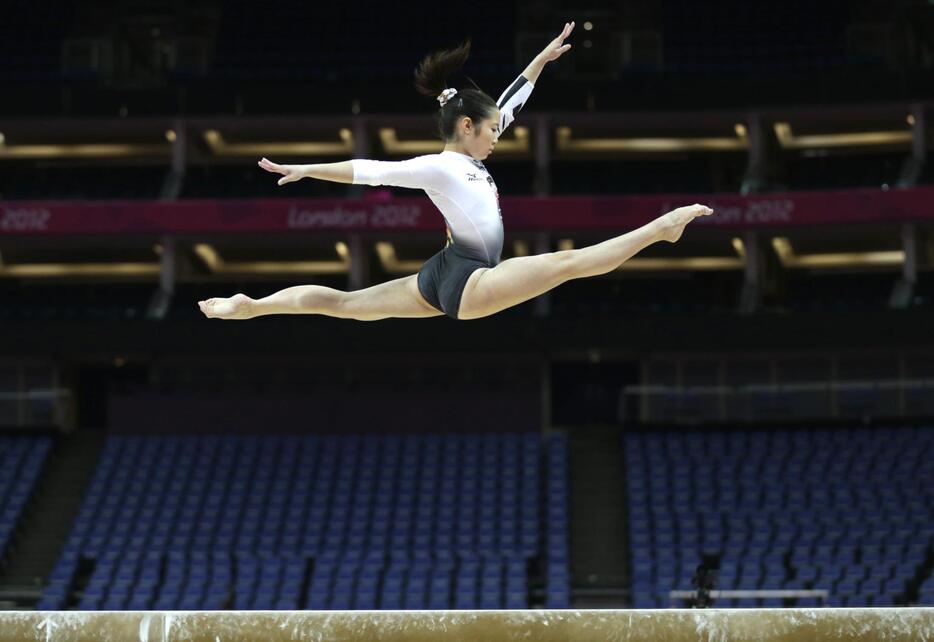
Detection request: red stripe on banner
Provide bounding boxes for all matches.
[1,187,933,236]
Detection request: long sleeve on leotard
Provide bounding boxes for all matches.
[351,156,450,191]
[496,74,535,133]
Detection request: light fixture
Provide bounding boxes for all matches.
[556,126,748,152]
[616,240,748,271]
[193,243,349,275]
[377,129,442,155]
[0,262,161,277]
[202,129,354,157]
[771,237,903,268]
[379,127,530,154]
[773,122,912,149]
[496,126,529,153]
[193,244,221,272]
[618,256,745,271]
[375,242,425,273]
[0,142,171,159]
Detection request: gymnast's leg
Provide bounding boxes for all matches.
[457,204,713,320]
[198,274,443,321]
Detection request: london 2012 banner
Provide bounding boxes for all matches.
[2,186,933,236]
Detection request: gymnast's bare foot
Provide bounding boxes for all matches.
[657,204,714,243]
[198,294,255,320]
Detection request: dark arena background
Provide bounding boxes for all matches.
[0,0,933,640]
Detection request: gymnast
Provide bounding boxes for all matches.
[199,22,712,321]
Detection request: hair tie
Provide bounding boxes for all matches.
[437,88,458,107]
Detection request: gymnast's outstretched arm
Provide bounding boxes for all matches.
[258,158,354,185]
[258,155,449,191]
[520,21,575,85]
[496,21,575,133]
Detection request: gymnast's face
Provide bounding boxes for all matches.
[459,111,501,161]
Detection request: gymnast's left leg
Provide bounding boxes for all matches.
[457,204,712,320]
[198,274,443,321]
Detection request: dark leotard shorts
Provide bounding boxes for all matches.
[417,244,492,320]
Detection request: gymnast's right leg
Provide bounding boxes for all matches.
[198,274,443,321]
[456,204,713,320]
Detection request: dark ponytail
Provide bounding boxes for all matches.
[414,40,498,142]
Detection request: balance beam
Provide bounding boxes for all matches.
[5,608,932,642]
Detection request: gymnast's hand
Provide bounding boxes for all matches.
[258,157,306,186]
[522,22,575,84]
[539,21,575,62]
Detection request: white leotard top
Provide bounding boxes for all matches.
[351,74,535,265]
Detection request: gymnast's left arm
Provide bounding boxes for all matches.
[497,21,575,132]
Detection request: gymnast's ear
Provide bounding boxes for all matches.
[458,116,474,136]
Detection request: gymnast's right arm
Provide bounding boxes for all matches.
[258,155,446,190]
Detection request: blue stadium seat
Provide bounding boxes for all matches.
[624,426,931,609]
[40,433,563,610]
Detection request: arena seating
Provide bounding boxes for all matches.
[0,1,858,86]
[783,273,898,313]
[625,426,933,608]
[778,153,907,193]
[208,1,516,85]
[0,437,52,560]
[0,284,155,324]
[660,0,848,74]
[920,569,934,605]
[550,157,745,195]
[179,166,349,199]
[0,166,167,201]
[37,433,569,610]
[0,0,73,84]
[545,432,570,607]
[551,274,743,317]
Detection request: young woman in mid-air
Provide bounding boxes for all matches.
[199,22,712,322]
